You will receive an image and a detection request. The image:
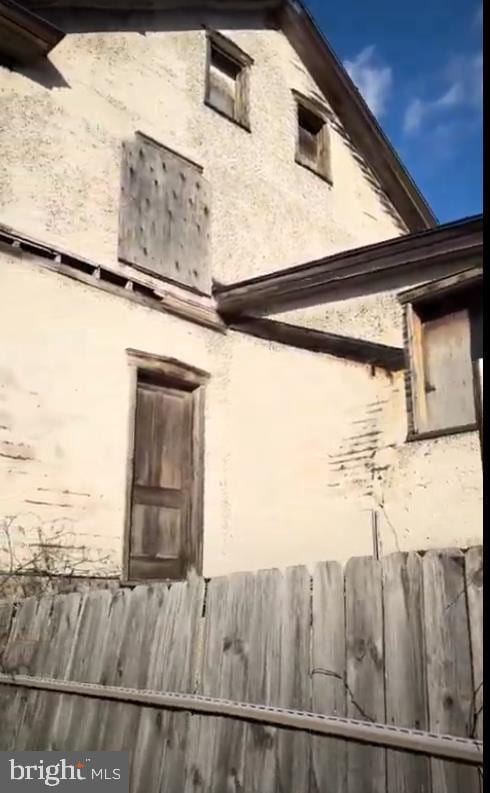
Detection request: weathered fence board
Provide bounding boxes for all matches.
[0,547,483,793]
[423,549,481,793]
[276,565,311,793]
[345,556,386,793]
[465,547,483,741]
[311,560,346,793]
[383,552,431,793]
[242,568,282,793]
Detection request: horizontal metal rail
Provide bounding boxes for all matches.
[0,673,482,766]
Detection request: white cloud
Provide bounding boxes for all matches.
[403,51,482,135]
[403,98,426,134]
[344,45,393,117]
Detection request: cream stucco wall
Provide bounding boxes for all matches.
[0,11,481,581]
[0,9,405,287]
[0,254,482,581]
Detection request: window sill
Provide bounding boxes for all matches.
[120,577,185,587]
[295,156,333,186]
[204,100,251,133]
[406,423,478,443]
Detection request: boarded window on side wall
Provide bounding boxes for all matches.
[406,293,479,437]
[118,132,211,295]
[125,352,208,583]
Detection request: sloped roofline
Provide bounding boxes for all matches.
[23,0,437,230]
[214,213,483,315]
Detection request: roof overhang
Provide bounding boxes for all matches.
[0,0,65,64]
[22,0,436,231]
[397,266,483,306]
[214,214,483,317]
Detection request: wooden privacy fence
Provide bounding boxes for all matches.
[0,547,483,793]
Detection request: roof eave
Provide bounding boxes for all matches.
[0,0,65,64]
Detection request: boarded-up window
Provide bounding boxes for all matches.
[125,352,208,582]
[118,132,211,295]
[205,30,252,130]
[407,298,477,436]
[294,91,332,184]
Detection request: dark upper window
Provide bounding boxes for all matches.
[294,91,333,184]
[205,31,253,131]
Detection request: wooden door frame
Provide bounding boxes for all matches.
[122,348,209,585]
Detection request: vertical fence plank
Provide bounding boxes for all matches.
[17,592,82,749]
[311,560,346,793]
[0,597,46,750]
[155,577,205,793]
[345,556,385,793]
[185,571,256,792]
[423,549,480,793]
[383,552,431,793]
[242,568,282,793]
[465,547,483,741]
[0,600,14,656]
[50,588,113,750]
[276,565,312,793]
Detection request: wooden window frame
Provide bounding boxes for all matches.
[403,302,478,443]
[122,349,209,585]
[293,90,333,185]
[204,29,253,132]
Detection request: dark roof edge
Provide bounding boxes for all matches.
[215,214,483,295]
[0,0,65,52]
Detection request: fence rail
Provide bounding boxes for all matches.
[0,546,483,792]
[0,674,483,766]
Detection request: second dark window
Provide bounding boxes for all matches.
[205,31,253,130]
[294,91,333,184]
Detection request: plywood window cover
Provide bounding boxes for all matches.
[118,131,212,296]
[403,303,477,442]
[123,350,209,585]
[205,29,253,131]
[293,89,333,185]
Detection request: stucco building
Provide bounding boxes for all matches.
[0,0,482,589]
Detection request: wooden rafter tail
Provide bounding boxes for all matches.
[229,317,405,371]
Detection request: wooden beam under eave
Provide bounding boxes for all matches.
[0,0,65,64]
[215,215,483,317]
[230,317,405,371]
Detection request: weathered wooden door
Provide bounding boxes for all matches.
[128,380,194,581]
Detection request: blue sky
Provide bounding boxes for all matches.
[306,0,483,223]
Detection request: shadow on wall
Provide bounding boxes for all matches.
[11,59,70,89]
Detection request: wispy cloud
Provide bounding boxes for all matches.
[403,51,482,134]
[473,4,483,28]
[344,45,392,117]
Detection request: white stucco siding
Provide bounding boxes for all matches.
[0,256,482,578]
[0,14,405,287]
[0,252,388,576]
